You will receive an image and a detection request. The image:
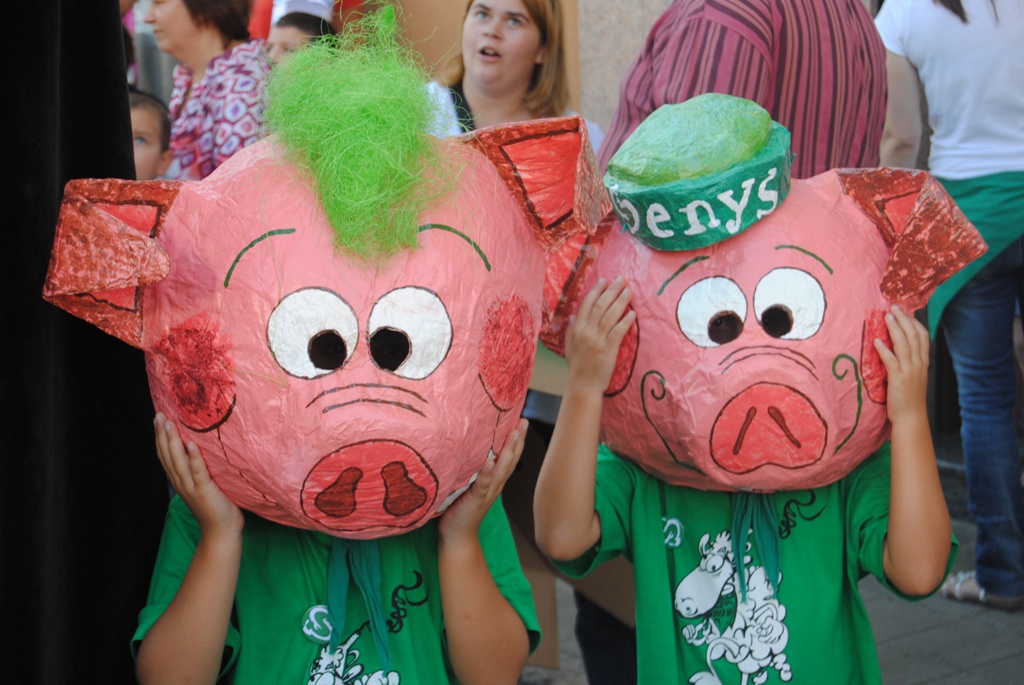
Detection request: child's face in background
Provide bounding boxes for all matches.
[131,106,172,181]
[267,26,311,64]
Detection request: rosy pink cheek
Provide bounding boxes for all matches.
[861,309,890,405]
[539,217,616,355]
[607,305,639,396]
[156,313,236,431]
[479,295,536,410]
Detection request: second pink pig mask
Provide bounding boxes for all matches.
[548,94,986,493]
[42,37,605,538]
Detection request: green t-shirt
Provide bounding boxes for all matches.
[133,496,540,684]
[556,444,957,685]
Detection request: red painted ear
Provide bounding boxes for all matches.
[42,178,181,348]
[835,168,987,311]
[465,115,609,252]
[466,115,613,357]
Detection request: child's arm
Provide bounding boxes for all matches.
[135,415,244,685]
[875,305,953,596]
[438,419,530,685]
[535,278,635,562]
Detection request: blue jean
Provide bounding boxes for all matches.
[942,235,1024,597]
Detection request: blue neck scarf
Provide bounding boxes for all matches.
[730,492,781,602]
[327,537,390,670]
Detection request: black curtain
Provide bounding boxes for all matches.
[1,1,169,681]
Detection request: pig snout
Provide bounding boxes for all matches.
[301,441,439,533]
[709,382,826,474]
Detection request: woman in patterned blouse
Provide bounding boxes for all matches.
[144,0,271,181]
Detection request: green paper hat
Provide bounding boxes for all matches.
[604,93,791,251]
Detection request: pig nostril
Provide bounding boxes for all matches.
[708,312,743,345]
[760,306,793,338]
[381,461,428,517]
[309,330,348,371]
[370,328,411,371]
[314,466,362,518]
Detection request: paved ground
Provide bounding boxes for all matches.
[860,521,1024,683]
[518,431,1024,685]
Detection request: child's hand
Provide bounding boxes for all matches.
[438,419,527,543]
[566,277,635,395]
[874,305,930,424]
[154,413,243,538]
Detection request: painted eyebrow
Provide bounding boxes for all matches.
[658,255,710,296]
[774,245,833,275]
[418,223,491,271]
[224,228,297,287]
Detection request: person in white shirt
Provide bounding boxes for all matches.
[877,0,1024,611]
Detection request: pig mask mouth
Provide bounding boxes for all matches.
[301,440,440,534]
[306,383,429,418]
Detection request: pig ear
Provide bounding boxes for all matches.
[835,168,987,311]
[464,115,610,252]
[464,115,613,354]
[42,178,182,348]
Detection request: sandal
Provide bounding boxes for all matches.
[940,571,1024,611]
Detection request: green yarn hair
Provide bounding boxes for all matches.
[264,6,451,259]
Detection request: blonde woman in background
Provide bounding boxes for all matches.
[427,0,603,150]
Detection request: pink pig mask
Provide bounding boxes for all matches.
[43,117,606,539]
[546,95,986,493]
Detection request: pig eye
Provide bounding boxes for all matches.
[677,277,747,347]
[753,268,825,340]
[369,328,411,372]
[368,287,452,379]
[267,288,358,378]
